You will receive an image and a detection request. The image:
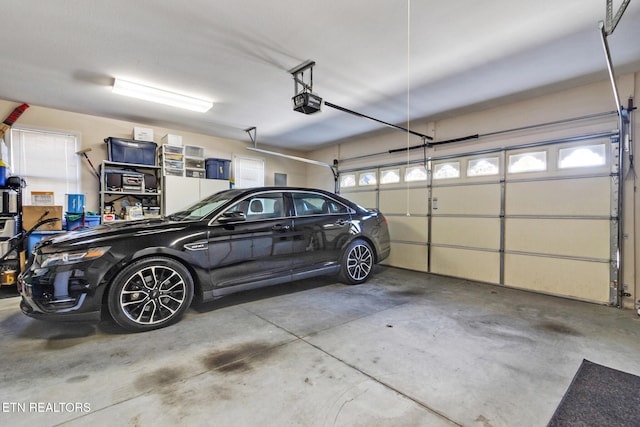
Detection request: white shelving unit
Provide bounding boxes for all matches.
[159,144,206,179]
[159,145,184,177]
[184,145,205,178]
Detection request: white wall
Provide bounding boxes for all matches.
[0,101,308,212]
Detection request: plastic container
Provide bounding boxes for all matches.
[27,231,64,254]
[0,166,6,187]
[205,158,231,180]
[0,217,16,238]
[104,137,157,165]
[67,194,85,214]
[185,145,204,158]
[186,169,205,178]
[65,214,101,230]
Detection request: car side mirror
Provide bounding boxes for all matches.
[218,211,246,223]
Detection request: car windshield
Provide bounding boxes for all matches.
[167,190,236,221]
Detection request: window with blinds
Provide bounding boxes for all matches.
[9,127,81,209]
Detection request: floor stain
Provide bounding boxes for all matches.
[132,366,198,419]
[65,374,90,383]
[43,325,97,350]
[129,414,141,427]
[45,336,87,350]
[109,348,129,359]
[465,318,535,343]
[536,321,582,336]
[388,288,425,298]
[202,342,277,374]
[476,414,494,427]
[133,367,185,391]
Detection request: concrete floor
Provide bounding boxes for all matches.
[1,267,640,427]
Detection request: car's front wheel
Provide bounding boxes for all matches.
[107,257,194,332]
[339,239,374,285]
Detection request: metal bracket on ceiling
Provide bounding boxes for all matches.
[288,60,316,95]
[598,0,631,118]
[604,0,631,35]
[245,126,257,147]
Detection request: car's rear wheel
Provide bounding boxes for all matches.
[107,257,194,332]
[339,239,374,285]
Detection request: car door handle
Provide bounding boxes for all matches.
[334,219,348,227]
[272,224,291,231]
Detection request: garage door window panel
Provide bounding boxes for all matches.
[467,157,500,177]
[508,151,547,173]
[359,171,377,186]
[340,174,356,188]
[380,168,400,184]
[405,165,428,182]
[433,162,460,180]
[558,144,606,169]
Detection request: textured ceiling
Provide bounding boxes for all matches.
[0,0,639,151]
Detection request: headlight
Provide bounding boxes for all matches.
[40,246,111,268]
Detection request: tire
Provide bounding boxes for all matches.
[339,239,375,285]
[107,257,194,332]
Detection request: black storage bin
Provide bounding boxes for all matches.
[104,137,157,165]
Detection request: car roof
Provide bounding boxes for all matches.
[225,187,336,197]
[221,187,359,210]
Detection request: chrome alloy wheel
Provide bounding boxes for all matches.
[119,265,188,325]
[345,243,373,282]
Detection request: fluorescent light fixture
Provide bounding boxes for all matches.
[112,78,213,112]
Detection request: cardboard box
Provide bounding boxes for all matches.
[133,127,154,142]
[161,134,182,146]
[22,206,63,231]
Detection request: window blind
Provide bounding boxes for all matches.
[9,127,80,209]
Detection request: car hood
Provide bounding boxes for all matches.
[36,218,193,251]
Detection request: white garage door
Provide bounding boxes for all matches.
[341,167,430,272]
[339,132,619,305]
[430,154,503,284]
[503,139,617,303]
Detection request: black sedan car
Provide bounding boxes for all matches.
[18,187,390,332]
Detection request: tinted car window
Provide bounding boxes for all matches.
[292,192,349,216]
[222,192,285,220]
[168,192,232,221]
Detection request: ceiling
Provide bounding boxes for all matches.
[1,1,639,152]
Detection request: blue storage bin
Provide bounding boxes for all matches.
[104,137,157,165]
[67,194,85,214]
[205,158,231,180]
[28,231,64,254]
[85,215,101,226]
[65,214,101,230]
